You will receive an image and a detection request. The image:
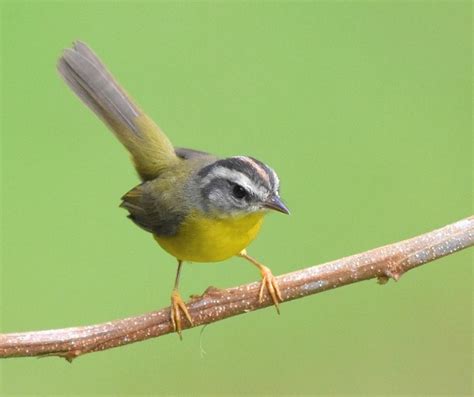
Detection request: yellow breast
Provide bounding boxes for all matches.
[154,210,264,262]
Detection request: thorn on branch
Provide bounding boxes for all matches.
[63,350,81,363]
[190,286,224,299]
[384,269,404,281]
[382,257,408,282]
[36,349,81,362]
[377,260,407,283]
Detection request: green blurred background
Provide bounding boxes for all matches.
[1,1,471,396]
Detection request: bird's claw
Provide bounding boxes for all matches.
[258,265,283,314]
[170,289,193,339]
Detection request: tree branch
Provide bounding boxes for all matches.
[1,216,473,361]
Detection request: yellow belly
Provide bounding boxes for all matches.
[154,211,264,262]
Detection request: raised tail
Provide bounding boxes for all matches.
[57,41,179,180]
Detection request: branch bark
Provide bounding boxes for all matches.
[1,216,473,361]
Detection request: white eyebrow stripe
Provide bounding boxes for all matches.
[201,166,267,198]
[202,167,254,191]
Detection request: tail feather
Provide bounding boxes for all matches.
[59,48,139,134]
[58,41,179,180]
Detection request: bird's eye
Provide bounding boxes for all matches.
[232,184,247,199]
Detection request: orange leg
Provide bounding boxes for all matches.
[170,260,193,339]
[238,249,283,313]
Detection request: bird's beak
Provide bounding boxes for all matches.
[264,195,290,215]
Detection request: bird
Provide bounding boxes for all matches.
[57,41,290,337]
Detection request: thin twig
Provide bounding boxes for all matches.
[1,216,473,362]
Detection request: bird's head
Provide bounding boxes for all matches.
[196,156,289,218]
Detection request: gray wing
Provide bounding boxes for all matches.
[120,180,186,237]
[121,148,217,237]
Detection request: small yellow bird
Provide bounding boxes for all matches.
[58,42,289,336]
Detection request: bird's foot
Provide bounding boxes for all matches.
[170,289,193,339]
[257,264,283,314]
[238,250,283,313]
